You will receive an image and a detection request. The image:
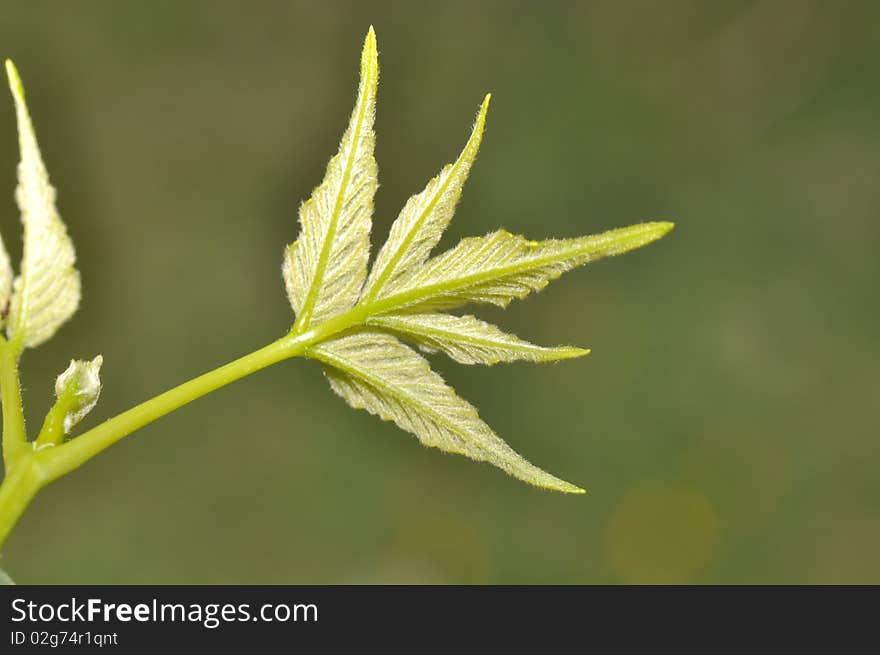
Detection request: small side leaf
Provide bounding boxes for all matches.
[368,313,589,365]
[53,355,103,435]
[361,95,490,303]
[0,234,12,327]
[374,222,674,313]
[5,60,81,349]
[0,568,13,585]
[284,28,379,330]
[309,331,584,493]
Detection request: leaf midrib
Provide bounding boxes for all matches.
[294,41,376,333]
[368,315,585,360]
[366,233,607,314]
[291,223,668,354]
[367,222,668,314]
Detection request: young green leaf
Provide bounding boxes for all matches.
[368,313,589,365]
[309,331,584,493]
[284,28,378,331]
[274,29,674,493]
[4,60,80,349]
[53,355,103,434]
[37,355,105,448]
[368,223,673,314]
[361,95,490,303]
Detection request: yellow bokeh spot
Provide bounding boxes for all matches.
[605,482,718,583]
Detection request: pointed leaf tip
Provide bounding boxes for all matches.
[549,478,586,494]
[362,27,378,70]
[474,95,490,133]
[5,59,22,96]
[654,221,675,236]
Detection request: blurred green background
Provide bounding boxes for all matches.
[1,1,877,584]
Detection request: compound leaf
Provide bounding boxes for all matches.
[275,29,673,492]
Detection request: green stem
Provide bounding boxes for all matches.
[0,332,310,550]
[35,398,70,449]
[0,308,369,551]
[35,333,308,486]
[0,452,43,549]
[1,294,379,550]
[0,339,27,472]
